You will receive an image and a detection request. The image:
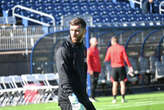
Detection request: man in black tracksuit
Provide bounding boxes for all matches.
[56,18,96,110]
[142,0,155,14]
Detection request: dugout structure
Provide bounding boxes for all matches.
[31,26,164,95]
[31,26,164,73]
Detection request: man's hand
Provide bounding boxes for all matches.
[128,66,134,77]
[89,70,94,75]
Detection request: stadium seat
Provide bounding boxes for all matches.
[128,57,139,75]
[138,56,151,85]
[149,56,159,74]
[104,62,112,83]
[80,0,88,3]
[155,61,164,80]
[161,55,164,64]
[138,56,150,74]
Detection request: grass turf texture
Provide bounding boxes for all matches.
[1,91,164,110]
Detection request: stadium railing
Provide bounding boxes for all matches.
[159,1,164,14]
[12,5,56,27]
[0,26,44,51]
[129,0,143,8]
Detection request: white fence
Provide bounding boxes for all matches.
[0,26,44,51]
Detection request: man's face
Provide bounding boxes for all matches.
[91,38,98,47]
[149,0,153,3]
[70,24,85,43]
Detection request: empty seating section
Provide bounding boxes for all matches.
[0,73,59,106]
[0,0,164,26]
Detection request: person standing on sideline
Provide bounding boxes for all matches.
[87,37,101,102]
[142,0,155,14]
[104,36,133,103]
[56,17,96,110]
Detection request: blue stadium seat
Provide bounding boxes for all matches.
[34,0,43,4]
[144,14,153,21]
[81,10,90,16]
[44,4,53,14]
[1,4,8,11]
[96,0,104,3]
[7,0,16,9]
[63,11,71,16]
[89,2,98,11]
[102,15,112,23]
[105,2,114,9]
[53,4,62,13]
[125,10,133,14]
[61,0,70,3]
[79,0,88,3]
[97,2,107,11]
[43,0,54,4]
[70,0,79,3]
[120,15,128,22]
[135,14,144,22]
[89,0,96,3]
[90,10,98,16]
[153,14,164,21]
[63,3,71,13]
[93,15,101,24]
[72,3,80,12]
[80,3,89,11]
[134,8,142,14]
[111,15,119,23]
[100,10,108,16]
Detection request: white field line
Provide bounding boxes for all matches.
[44,105,58,110]
[97,100,164,110]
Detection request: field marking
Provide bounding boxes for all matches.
[96,100,164,110]
[44,106,58,110]
[136,101,153,104]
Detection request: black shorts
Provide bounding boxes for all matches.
[111,66,127,82]
[59,102,72,110]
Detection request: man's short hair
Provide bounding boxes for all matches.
[111,36,118,43]
[90,37,97,44]
[69,17,86,29]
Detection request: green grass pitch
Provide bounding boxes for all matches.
[1,91,164,110]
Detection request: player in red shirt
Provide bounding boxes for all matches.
[87,37,101,102]
[104,36,133,103]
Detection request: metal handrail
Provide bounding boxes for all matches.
[159,1,164,14]
[129,0,143,8]
[12,5,55,26]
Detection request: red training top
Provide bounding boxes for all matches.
[87,46,101,74]
[104,43,131,68]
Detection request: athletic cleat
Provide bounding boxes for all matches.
[112,99,117,103]
[121,99,127,103]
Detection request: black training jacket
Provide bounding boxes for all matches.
[56,37,96,110]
